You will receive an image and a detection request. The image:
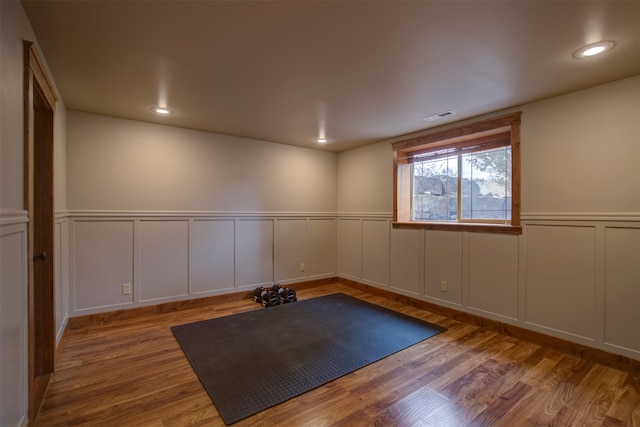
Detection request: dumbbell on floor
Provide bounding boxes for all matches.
[252,287,280,307]
[271,284,297,303]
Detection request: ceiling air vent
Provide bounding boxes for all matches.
[422,110,456,122]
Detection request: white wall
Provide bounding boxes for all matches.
[67,112,337,213]
[337,140,392,214]
[522,78,640,214]
[0,1,68,425]
[336,76,640,361]
[66,112,338,315]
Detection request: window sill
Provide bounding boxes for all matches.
[392,221,522,235]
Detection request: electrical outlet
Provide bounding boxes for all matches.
[122,283,131,295]
[299,263,305,272]
[440,281,447,292]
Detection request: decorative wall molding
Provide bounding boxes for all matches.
[337,211,640,222]
[522,212,640,222]
[337,212,394,219]
[0,215,28,427]
[66,209,640,361]
[66,210,640,223]
[0,209,28,226]
[67,210,339,219]
[68,214,338,317]
[55,211,69,220]
[335,213,640,362]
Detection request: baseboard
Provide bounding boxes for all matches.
[66,277,334,329]
[65,275,639,372]
[337,277,640,373]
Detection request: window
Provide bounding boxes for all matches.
[392,112,522,234]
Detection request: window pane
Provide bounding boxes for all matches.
[460,146,511,220]
[411,155,458,221]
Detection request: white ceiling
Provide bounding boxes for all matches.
[21,1,640,152]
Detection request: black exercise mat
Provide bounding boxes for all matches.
[171,292,446,425]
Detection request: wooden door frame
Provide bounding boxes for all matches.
[24,40,58,425]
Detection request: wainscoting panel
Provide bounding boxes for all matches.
[389,227,422,296]
[276,219,307,283]
[69,213,337,316]
[336,213,640,361]
[361,220,390,287]
[0,221,28,427]
[604,226,640,352]
[139,220,189,302]
[236,219,274,288]
[54,217,69,342]
[524,224,596,340]
[468,233,519,320]
[424,230,463,305]
[67,211,639,361]
[74,220,135,310]
[337,218,362,279]
[307,219,336,278]
[55,221,62,330]
[190,220,235,294]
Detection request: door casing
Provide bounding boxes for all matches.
[23,40,57,425]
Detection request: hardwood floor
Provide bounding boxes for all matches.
[36,283,640,427]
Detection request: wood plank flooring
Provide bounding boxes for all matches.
[35,283,640,426]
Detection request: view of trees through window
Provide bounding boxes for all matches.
[412,146,512,221]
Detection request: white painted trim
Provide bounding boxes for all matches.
[66,210,640,222]
[337,272,361,282]
[67,210,339,218]
[55,313,68,345]
[73,300,136,314]
[466,305,519,324]
[523,321,598,344]
[421,293,464,309]
[522,212,640,222]
[461,231,470,309]
[277,273,336,286]
[55,210,69,220]
[337,212,394,219]
[0,222,26,237]
[603,342,640,360]
[139,293,190,304]
[594,225,606,347]
[190,286,237,296]
[0,222,29,426]
[517,230,526,323]
[0,209,28,225]
[339,274,389,291]
[343,212,640,222]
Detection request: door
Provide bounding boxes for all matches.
[24,40,57,424]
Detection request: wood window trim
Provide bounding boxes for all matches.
[392,111,522,235]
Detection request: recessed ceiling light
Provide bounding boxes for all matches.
[317,138,327,143]
[152,106,172,114]
[573,41,615,59]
